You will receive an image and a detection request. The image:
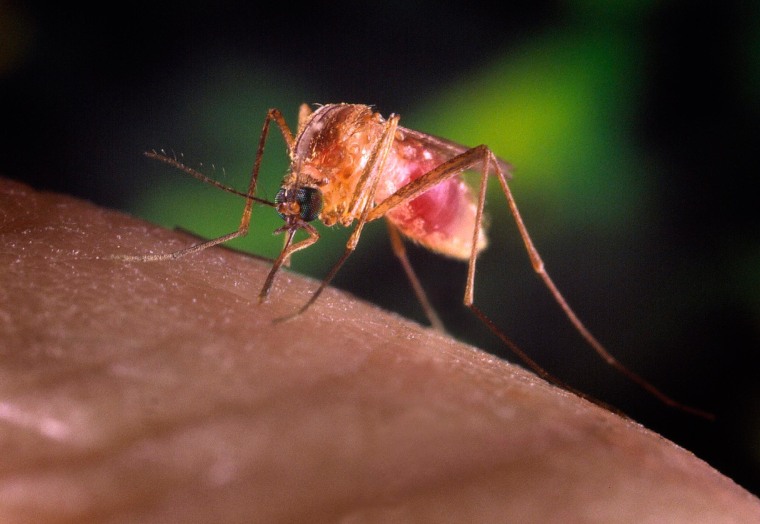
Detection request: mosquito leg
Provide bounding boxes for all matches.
[386,222,446,333]
[259,223,320,301]
[489,160,713,419]
[113,108,295,263]
[457,149,569,384]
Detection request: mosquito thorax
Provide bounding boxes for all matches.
[274,186,323,222]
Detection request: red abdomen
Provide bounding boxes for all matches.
[375,135,487,260]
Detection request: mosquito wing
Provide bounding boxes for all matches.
[373,126,512,260]
[396,126,513,179]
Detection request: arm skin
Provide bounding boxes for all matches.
[1,176,758,523]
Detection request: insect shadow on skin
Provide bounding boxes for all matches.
[117,102,713,420]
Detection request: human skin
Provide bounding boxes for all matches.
[1,176,758,522]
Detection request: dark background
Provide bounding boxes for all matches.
[2,1,758,497]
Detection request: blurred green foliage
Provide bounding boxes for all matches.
[411,30,647,234]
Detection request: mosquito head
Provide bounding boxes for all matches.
[274,186,323,224]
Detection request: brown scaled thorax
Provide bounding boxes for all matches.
[284,104,386,227]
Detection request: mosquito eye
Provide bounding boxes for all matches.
[296,187,322,222]
[274,187,322,222]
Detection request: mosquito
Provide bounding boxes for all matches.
[123,102,711,419]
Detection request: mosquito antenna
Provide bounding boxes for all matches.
[144,150,274,207]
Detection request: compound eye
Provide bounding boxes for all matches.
[295,187,322,222]
[274,186,322,222]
